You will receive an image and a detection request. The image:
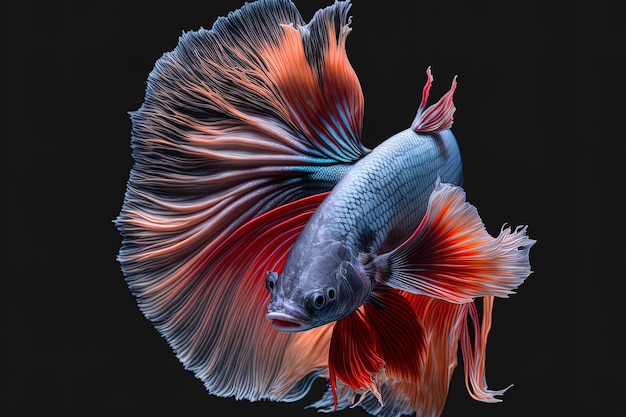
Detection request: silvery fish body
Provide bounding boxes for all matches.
[267,129,462,331]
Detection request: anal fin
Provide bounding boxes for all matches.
[377,182,535,303]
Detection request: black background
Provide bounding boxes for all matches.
[2,0,623,416]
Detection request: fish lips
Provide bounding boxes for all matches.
[266,311,312,332]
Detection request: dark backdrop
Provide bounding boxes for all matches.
[2,1,623,416]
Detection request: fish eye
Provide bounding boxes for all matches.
[307,290,326,310]
[325,286,336,302]
[265,271,278,292]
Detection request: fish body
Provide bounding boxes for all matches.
[267,129,462,331]
[115,1,535,416]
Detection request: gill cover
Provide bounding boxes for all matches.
[267,249,370,331]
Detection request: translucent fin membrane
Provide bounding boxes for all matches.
[411,67,457,133]
[461,296,513,402]
[383,182,535,303]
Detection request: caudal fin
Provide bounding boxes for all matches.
[378,181,535,303]
[115,0,366,403]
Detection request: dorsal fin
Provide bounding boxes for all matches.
[411,66,457,133]
[115,0,366,403]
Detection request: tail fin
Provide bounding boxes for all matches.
[115,0,366,402]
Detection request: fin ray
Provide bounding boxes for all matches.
[461,296,513,402]
[411,67,457,133]
[116,0,367,403]
[381,182,535,303]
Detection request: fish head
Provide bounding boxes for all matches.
[265,242,370,332]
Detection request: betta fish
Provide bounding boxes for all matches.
[115,0,535,416]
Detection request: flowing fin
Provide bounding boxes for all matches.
[132,191,333,401]
[461,296,513,402]
[327,287,427,410]
[365,287,427,386]
[358,296,508,417]
[312,295,471,417]
[411,67,457,133]
[377,182,535,303]
[115,0,366,403]
[328,307,385,409]
[191,192,334,401]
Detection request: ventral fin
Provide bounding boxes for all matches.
[365,287,427,385]
[328,308,385,410]
[461,296,513,402]
[377,182,535,303]
[327,287,427,410]
[313,295,474,417]
[411,67,457,133]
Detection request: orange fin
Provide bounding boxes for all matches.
[461,296,513,402]
[377,181,535,303]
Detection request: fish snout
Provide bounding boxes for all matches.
[265,311,311,332]
[265,271,313,331]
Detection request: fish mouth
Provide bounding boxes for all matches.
[266,312,311,332]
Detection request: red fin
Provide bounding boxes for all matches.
[312,294,468,416]
[328,308,385,409]
[381,182,535,303]
[411,67,457,133]
[365,287,427,385]
[327,287,427,409]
